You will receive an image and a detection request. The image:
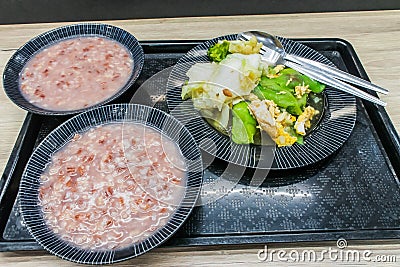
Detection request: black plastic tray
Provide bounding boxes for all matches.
[1,39,400,252]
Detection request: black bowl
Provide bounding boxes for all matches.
[3,23,144,115]
[19,104,203,264]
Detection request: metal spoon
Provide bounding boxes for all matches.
[238,31,388,106]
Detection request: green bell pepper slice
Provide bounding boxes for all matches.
[231,101,258,144]
[253,85,303,115]
[271,68,325,93]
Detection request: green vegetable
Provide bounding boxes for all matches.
[296,135,304,145]
[259,76,292,93]
[207,41,230,62]
[265,66,280,77]
[297,93,307,110]
[285,126,304,145]
[253,84,303,115]
[272,68,325,93]
[254,67,325,116]
[301,74,325,93]
[231,101,258,144]
[203,104,230,135]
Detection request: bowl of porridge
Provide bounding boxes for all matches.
[3,24,144,115]
[19,104,203,264]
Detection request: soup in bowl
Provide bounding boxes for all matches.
[19,104,203,264]
[3,24,144,115]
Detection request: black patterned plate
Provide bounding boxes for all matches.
[3,23,144,115]
[166,34,356,169]
[19,104,203,264]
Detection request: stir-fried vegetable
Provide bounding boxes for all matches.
[181,53,263,112]
[182,37,326,147]
[272,68,325,93]
[253,80,303,116]
[231,101,258,144]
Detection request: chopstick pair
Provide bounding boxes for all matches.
[283,54,387,106]
[238,33,388,106]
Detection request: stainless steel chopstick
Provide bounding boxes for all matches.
[285,61,386,106]
[238,33,387,106]
[284,54,389,94]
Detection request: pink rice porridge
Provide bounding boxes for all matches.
[19,36,133,111]
[39,122,187,250]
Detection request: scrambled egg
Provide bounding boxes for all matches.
[248,99,298,147]
[229,36,263,55]
[266,64,285,79]
[294,106,319,135]
[275,124,298,147]
[294,82,311,99]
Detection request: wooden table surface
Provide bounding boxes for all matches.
[0,10,399,266]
